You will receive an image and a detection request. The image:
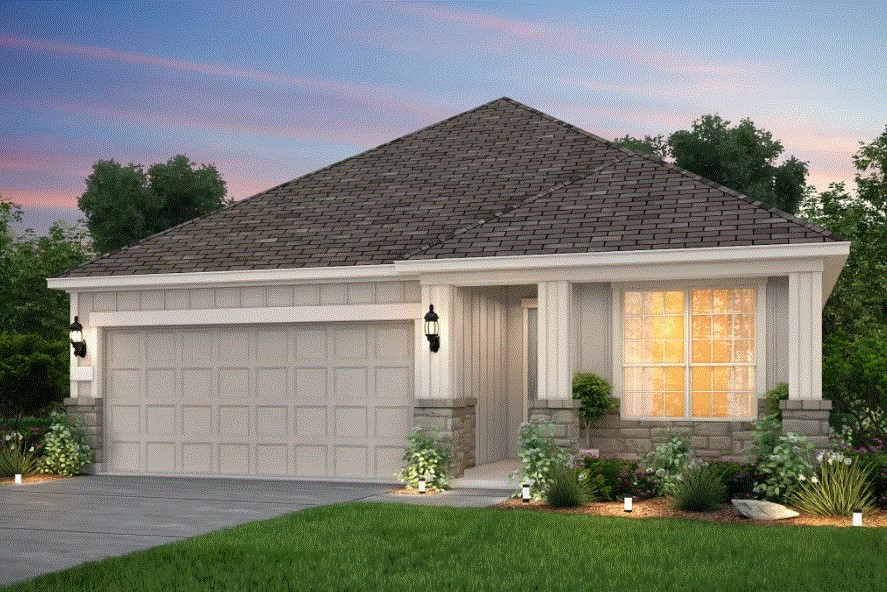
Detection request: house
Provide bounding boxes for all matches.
[48,98,848,480]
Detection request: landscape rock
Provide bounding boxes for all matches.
[731,499,799,520]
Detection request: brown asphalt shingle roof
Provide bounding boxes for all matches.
[61,97,839,277]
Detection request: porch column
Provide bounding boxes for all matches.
[783,271,830,452]
[787,271,823,401]
[537,280,572,399]
[415,283,475,475]
[533,280,579,451]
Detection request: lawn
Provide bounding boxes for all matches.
[4,503,886,591]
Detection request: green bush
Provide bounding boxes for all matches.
[823,332,887,444]
[708,460,757,499]
[543,465,604,508]
[791,452,875,515]
[38,411,94,476]
[514,421,570,499]
[753,432,814,502]
[572,372,616,448]
[669,465,728,512]
[642,432,693,496]
[0,334,68,423]
[398,424,452,491]
[762,383,789,419]
[0,441,40,477]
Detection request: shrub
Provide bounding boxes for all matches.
[823,331,887,444]
[791,452,875,515]
[0,334,68,423]
[753,432,813,502]
[399,424,452,491]
[38,411,94,476]
[669,465,728,512]
[762,383,789,419]
[0,441,40,477]
[514,421,570,499]
[572,372,616,448]
[642,432,693,496]
[543,465,604,508]
[706,461,758,499]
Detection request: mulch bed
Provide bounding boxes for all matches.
[0,474,67,486]
[498,497,887,527]
[389,487,442,495]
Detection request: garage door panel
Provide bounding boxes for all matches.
[334,446,368,477]
[182,405,212,435]
[219,406,250,437]
[334,406,368,439]
[105,322,413,479]
[295,445,327,475]
[294,406,327,439]
[256,406,288,438]
[257,367,287,399]
[219,444,250,474]
[146,405,176,435]
[181,442,213,473]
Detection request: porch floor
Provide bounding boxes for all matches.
[452,459,521,490]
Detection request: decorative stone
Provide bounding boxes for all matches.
[731,499,799,520]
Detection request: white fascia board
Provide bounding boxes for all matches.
[89,303,422,328]
[394,242,851,275]
[47,264,404,292]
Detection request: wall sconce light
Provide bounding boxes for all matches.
[853,510,862,527]
[624,497,633,512]
[423,305,440,353]
[70,316,87,358]
[522,483,531,503]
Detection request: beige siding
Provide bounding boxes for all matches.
[574,283,613,381]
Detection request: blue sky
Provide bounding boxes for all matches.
[1,0,885,233]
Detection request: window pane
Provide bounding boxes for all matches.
[692,290,711,313]
[665,291,684,314]
[665,340,684,363]
[712,392,729,417]
[692,391,711,417]
[665,391,684,417]
[625,292,642,315]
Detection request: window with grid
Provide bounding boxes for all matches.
[622,288,756,420]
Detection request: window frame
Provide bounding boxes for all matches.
[612,279,767,422]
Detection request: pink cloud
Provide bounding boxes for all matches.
[1,187,80,209]
[0,33,450,120]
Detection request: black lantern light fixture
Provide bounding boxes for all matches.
[423,305,440,353]
[70,316,87,358]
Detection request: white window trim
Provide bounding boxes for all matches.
[611,280,767,422]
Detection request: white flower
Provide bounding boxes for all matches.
[770,454,780,461]
[788,434,798,444]
[844,458,852,466]
[798,474,807,481]
[3,435,9,441]
[817,452,825,463]
[811,476,819,484]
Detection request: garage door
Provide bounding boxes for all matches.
[104,322,414,479]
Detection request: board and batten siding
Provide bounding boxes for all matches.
[574,278,790,400]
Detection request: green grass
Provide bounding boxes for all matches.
[4,503,886,591]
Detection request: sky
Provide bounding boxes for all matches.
[1,0,885,234]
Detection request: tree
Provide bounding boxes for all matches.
[572,372,616,449]
[78,155,227,254]
[669,115,808,214]
[0,199,91,340]
[801,126,887,439]
[613,134,668,160]
[0,333,68,424]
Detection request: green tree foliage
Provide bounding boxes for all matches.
[79,155,227,254]
[0,333,68,423]
[572,372,615,448]
[802,126,887,436]
[0,199,91,339]
[669,115,808,214]
[613,134,668,160]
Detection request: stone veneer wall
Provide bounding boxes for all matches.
[64,397,104,473]
[529,400,581,453]
[584,399,768,460]
[780,399,832,452]
[414,398,477,477]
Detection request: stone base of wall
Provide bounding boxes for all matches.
[63,396,104,474]
[529,400,581,453]
[780,399,832,452]
[583,399,768,461]
[414,398,476,477]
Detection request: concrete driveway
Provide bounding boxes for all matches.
[0,475,389,586]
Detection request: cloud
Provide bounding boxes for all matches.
[0,33,450,119]
[1,187,80,209]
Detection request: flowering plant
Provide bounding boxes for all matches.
[642,432,694,496]
[37,411,93,476]
[398,424,452,491]
[752,432,813,502]
[513,421,570,499]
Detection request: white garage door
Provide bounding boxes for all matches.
[103,322,414,479]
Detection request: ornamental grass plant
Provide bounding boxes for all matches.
[791,453,875,515]
[668,464,728,512]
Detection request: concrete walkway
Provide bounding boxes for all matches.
[359,487,512,507]
[0,475,389,587]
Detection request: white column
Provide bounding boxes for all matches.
[788,271,823,400]
[417,284,458,399]
[537,280,572,399]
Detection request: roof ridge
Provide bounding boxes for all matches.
[403,152,632,259]
[58,96,515,277]
[623,150,842,241]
